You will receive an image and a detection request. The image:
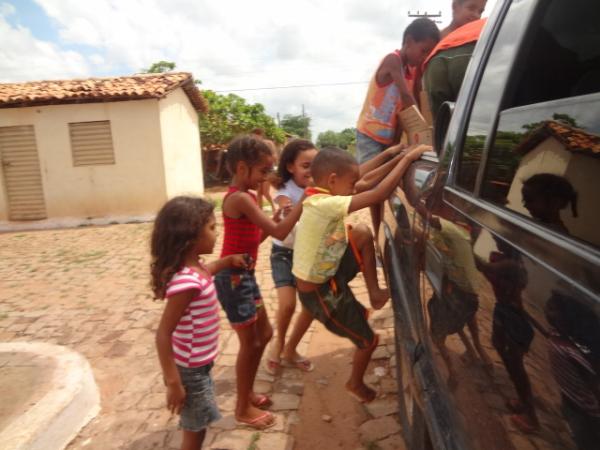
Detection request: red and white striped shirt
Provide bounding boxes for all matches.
[166,267,220,368]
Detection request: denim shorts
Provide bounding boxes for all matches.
[214,268,263,328]
[177,363,221,432]
[356,130,388,164]
[270,244,295,288]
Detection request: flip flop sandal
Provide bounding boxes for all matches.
[264,358,282,375]
[236,411,276,430]
[281,356,315,372]
[252,394,273,409]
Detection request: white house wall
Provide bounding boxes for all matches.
[158,87,204,199]
[0,100,167,220]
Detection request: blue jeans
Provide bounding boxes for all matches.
[177,363,221,431]
[356,130,387,164]
[214,268,262,328]
[270,244,295,288]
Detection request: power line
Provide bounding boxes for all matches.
[213,80,368,93]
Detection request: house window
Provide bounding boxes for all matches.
[69,121,115,166]
[480,0,600,248]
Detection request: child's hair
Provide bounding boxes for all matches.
[522,173,578,217]
[225,135,273,175]
[403,18,440,44]
[271,139,316,189]
[150,196,215,299]
[311,146,357,183]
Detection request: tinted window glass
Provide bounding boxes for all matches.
[454,2,532,192]
[481,0,600,248]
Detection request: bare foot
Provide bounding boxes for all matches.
[236,405,276,429]
[345,381,377,403]
[369,288,390,310]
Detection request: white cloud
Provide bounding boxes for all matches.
[0,15,90,82]
[1,0,497,137]
[0,2,15,16]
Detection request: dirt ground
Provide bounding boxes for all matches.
[0,184,404,449]
[292,322,367,450]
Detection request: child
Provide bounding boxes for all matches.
[293,144,429,403]
[266,139,319,374]
[151,196,249,450]
[440,0,487,39]
[521,173,578,234]
[251,128,276,211]
[545,291,600,449]
[213,135,303,429]
[356,18,439,164]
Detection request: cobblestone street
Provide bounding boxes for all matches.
[0,215,404,450]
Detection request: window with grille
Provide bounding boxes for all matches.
[69,121,115,166]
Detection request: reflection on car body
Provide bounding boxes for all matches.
[379,1,600,449]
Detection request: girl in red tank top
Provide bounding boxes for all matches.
[213,135,303,429]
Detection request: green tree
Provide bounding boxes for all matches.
[141,62,282,145]
[522,113,580,132]
[316,130,339,147]
[199,90,285,146]
[280,114,311,140]
[317,127,356,149]
[142,61,176,73]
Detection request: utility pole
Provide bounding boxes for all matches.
[301,104,308,139]
[408,10,442,24]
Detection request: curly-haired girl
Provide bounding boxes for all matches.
[151,196,248,449]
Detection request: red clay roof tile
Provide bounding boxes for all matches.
[0,72,208,112]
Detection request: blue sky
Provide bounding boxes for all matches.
[0,0,497,137]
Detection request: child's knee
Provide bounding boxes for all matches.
[352,223,373,246]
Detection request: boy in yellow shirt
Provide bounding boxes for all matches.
[293,144,428,403]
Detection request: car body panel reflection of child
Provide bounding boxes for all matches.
[545,291,600,450]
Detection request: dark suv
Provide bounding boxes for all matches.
[378,1,600,449]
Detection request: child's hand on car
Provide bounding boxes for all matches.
[385,143,408,158]
[404,144,431,160]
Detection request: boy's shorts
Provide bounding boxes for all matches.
[270,244,295,288]
[298,244,375,349]
[356,130,388,164]
[214,268,263,329]
[177,363,221,432]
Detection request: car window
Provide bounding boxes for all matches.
[453,1,532,192]
[480,0,600,248]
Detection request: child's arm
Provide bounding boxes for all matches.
[356,152,405,193]
[226,192,303,241]
[348,144,429,213]
[206,254,249,275]
[155,292,193,414]
[378,53,416,107]
[358,143,406,177]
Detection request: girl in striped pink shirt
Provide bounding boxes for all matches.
[151,196,248,450]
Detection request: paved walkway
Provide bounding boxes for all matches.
[0,214,404,450]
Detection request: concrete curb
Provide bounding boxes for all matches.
[0,215,154,233]
[0,342,100,450]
